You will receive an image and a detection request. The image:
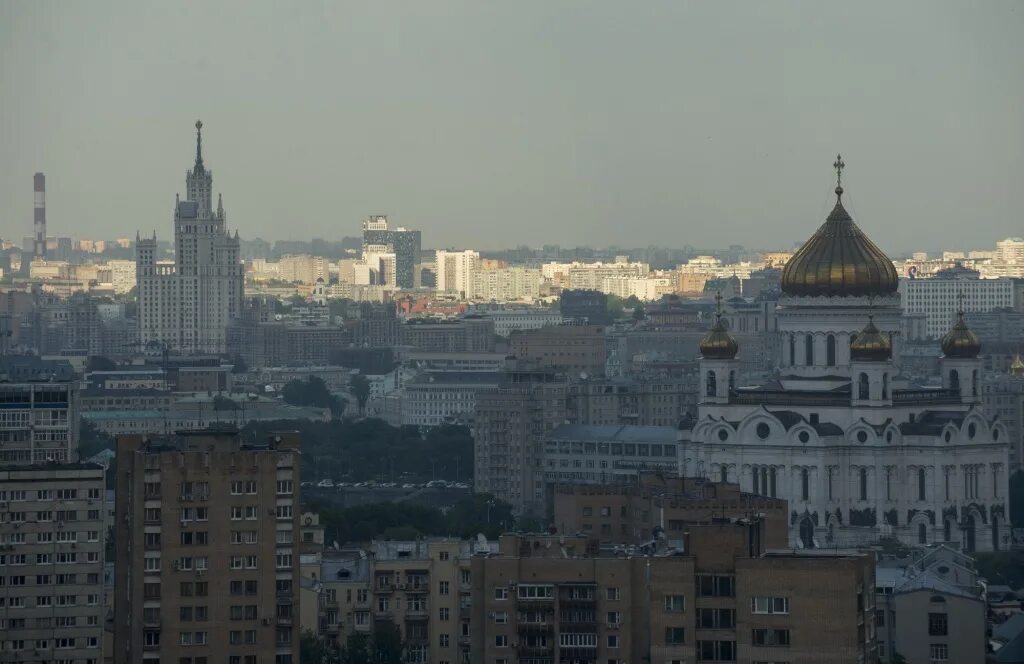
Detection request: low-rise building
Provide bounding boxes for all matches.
[509,324,607,376]
[542,424,682,487]
[875,545,986,664]
[551,473,789,548]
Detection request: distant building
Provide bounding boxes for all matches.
[509,325,607,376]
[401,317,495,353]
[551,473,790,548]
[136,121,243,354]
[362,216,421,289]
[114,429,301,664]
[900,268,1015,339]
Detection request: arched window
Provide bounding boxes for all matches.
[728,371,736,393]
[972,369,978,397]
[801,468,809,501]
[720,465,728,483]
[944,520,951,542]
[789,335,796,366]
[949,369,960,394]
[769,467,777,498]
[826,334,836,367]
[859,468,868,501]
[761,467,769,496]
[706,371,717,397]
[805,334,814,366]
[882,373,889,399]
[858,373,869,400]
[918,523,927,544]
[918,468,926,501]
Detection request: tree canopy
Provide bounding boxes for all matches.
[282,377,345,417]
[242,419,473,484]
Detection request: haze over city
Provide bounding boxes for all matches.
[2,0,1022,251]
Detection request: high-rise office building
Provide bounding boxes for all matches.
[113,429,301,664]
[362,216,421,289]
[136,121,244,354]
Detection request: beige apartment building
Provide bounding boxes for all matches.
[551,474,790,549]
[0,464,107,663]
[509,325,607,376]
[470,527,876,664]
[302,539,491,664]
[113,429,301,664]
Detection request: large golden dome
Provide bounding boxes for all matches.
[781,157,899,298]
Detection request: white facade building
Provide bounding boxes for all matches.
[435,249,480,298]
[684,165,1010,552]
[900,272,1015,339]
[136,121,243,354]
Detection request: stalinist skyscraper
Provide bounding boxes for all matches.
[136,121,243,354]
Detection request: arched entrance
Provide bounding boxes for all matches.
[799,518,815,549]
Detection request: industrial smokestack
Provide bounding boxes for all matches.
[33,172,46,259]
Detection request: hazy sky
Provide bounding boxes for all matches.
[1,1,1022,254]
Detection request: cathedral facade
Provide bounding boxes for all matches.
[136,121,243,354]
[683,159,1010,552]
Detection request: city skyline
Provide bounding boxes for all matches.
[2,1,1023,252]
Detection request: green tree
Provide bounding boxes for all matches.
[86,355,118,372]
[230,354,249,374]
[213,395,239,411]
[78,420,114,459]
[282,377,344,418]
[370,620,404,664]
[338,633,370,664]
[632,305,646,321]
[349,373,372,416]
[300,629,339,664]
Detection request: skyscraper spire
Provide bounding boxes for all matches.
[194,119,204,172]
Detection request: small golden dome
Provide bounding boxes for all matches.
[850,316,891,362]
[1010,354,1024,376]
[781,157,899,298]
[700,295,738,360]
[941,310,981,359]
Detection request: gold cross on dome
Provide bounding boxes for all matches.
[833,154,845,188]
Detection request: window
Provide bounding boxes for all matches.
[752,628,790,646]
[826,334,836,366]
[859,468,868,501]
[439,607,450,621]
[706,371,717,397]
[607,611,621,626]
[918,468,927,501]
[930,644,949,661]
[439,581,450,595]
[495,635,509,648]
[606,587,620,601]
[698,575,735,598]
[928,613,948,636]
[858,372,869,400]
[697,640,736,662]
[664,594,685,612]
[805,334,813,365]
[751,597,789,614]
[801,468,809,501]
[698,607,736,629]
[665,627,685,644]
[875,609,885,627]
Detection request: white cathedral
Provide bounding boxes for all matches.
[136,121,244,354]
[684,158,1010,552]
